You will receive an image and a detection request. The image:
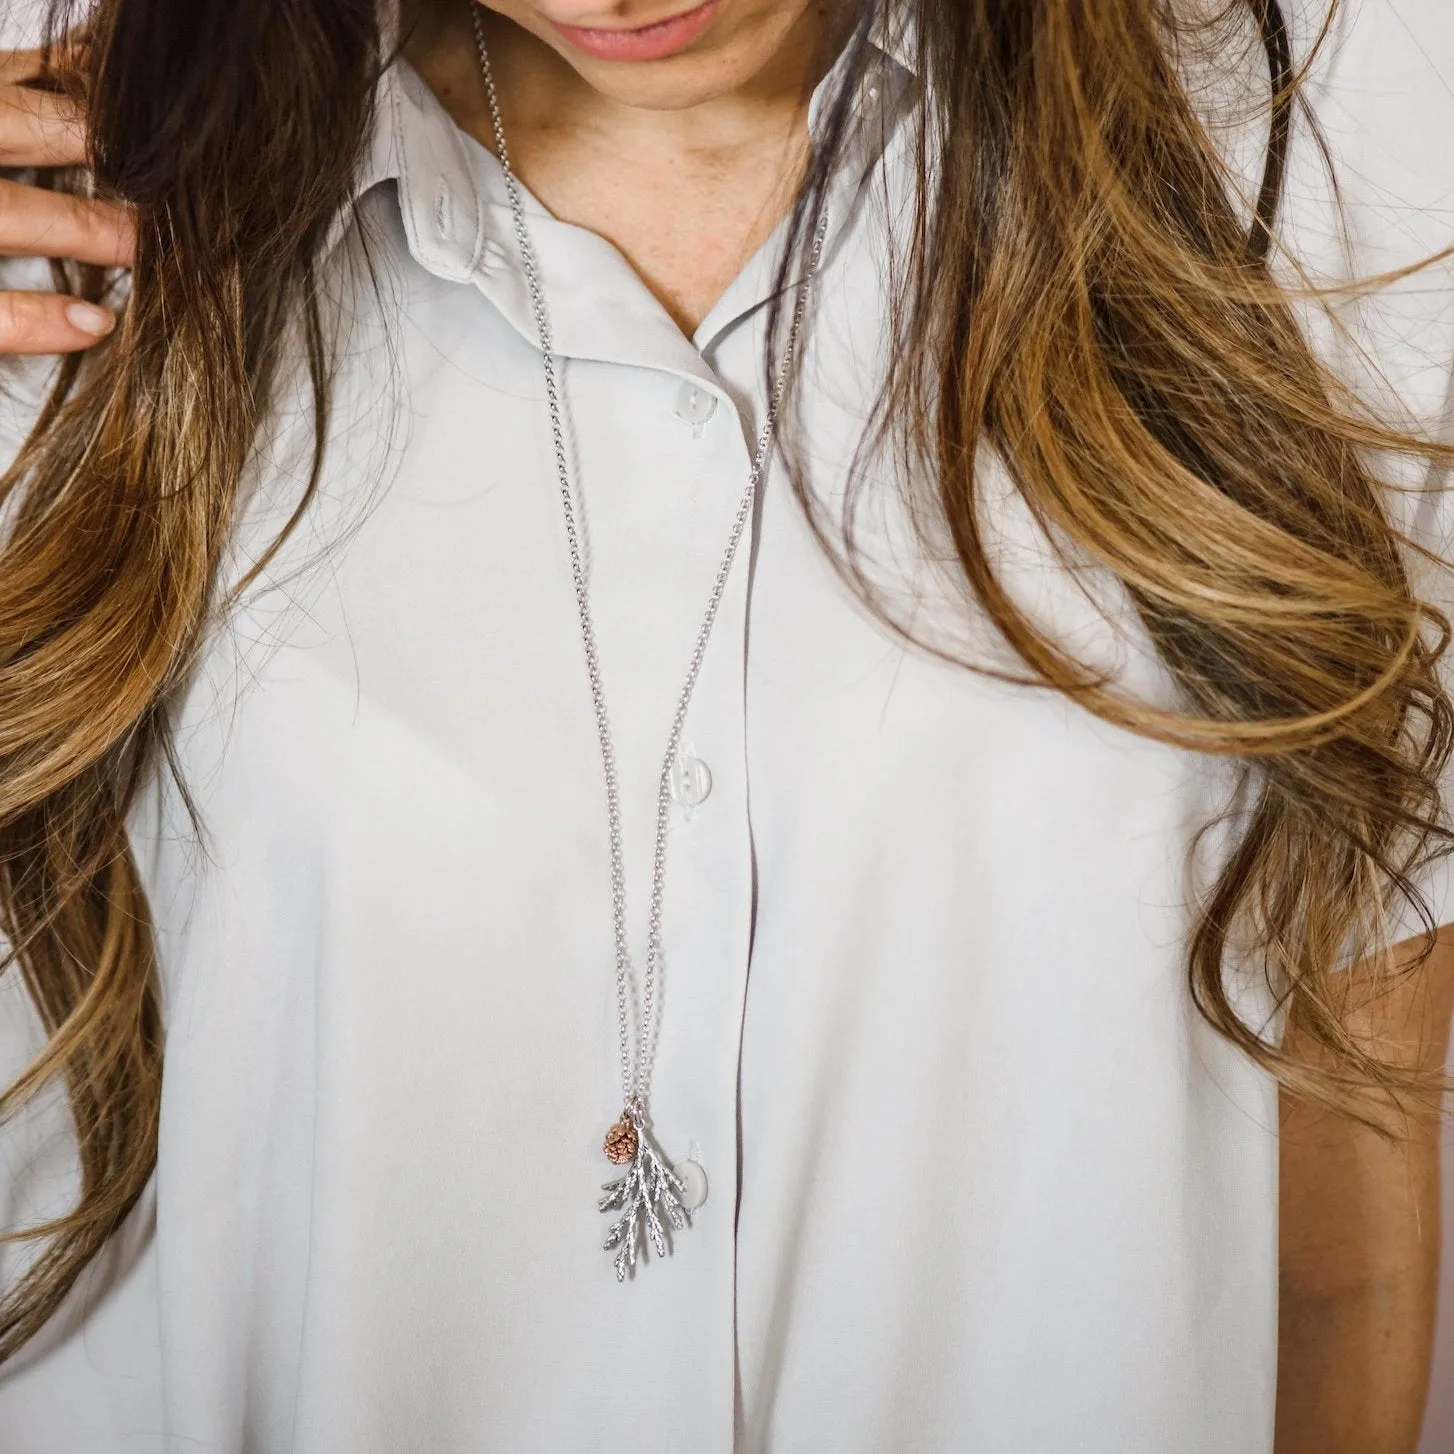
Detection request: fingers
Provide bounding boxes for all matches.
[0,288,115,354]
[0,48,129,355]
[0,84,85,168]
[0,178,133,267]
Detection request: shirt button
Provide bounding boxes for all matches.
[675,382,718,429]
[861,67,890,118]
[675,1158,708,1212]
[669,753,712,811]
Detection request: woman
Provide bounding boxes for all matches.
[0,0,1450,1448]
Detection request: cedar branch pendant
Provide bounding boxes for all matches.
[599,1108,689,1280]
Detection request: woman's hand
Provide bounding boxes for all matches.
[0,48,133,354]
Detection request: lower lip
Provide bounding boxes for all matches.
[551,1,719,62]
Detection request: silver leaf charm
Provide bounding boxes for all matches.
[599,1127,689,1281]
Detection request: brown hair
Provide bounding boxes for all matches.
[1,0,1449,1359]
[781,0,1454,1103]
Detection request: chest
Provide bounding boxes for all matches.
[220,191,1220,928]
[512,129,809,335]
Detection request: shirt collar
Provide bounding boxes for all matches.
[331,17,918,376]
[871,2,918,80]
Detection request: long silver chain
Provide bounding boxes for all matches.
[470,7,826,1150]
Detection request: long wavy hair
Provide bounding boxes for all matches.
[0,0,1449,1361]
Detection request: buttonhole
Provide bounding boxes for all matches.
[434,179,455,242]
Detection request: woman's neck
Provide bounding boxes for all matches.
[405,1,831,335]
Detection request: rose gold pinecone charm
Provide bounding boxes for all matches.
[603,1115,639,1165]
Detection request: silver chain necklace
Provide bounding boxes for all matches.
[470,8,827,1280]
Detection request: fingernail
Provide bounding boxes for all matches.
[65,302,114,337]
